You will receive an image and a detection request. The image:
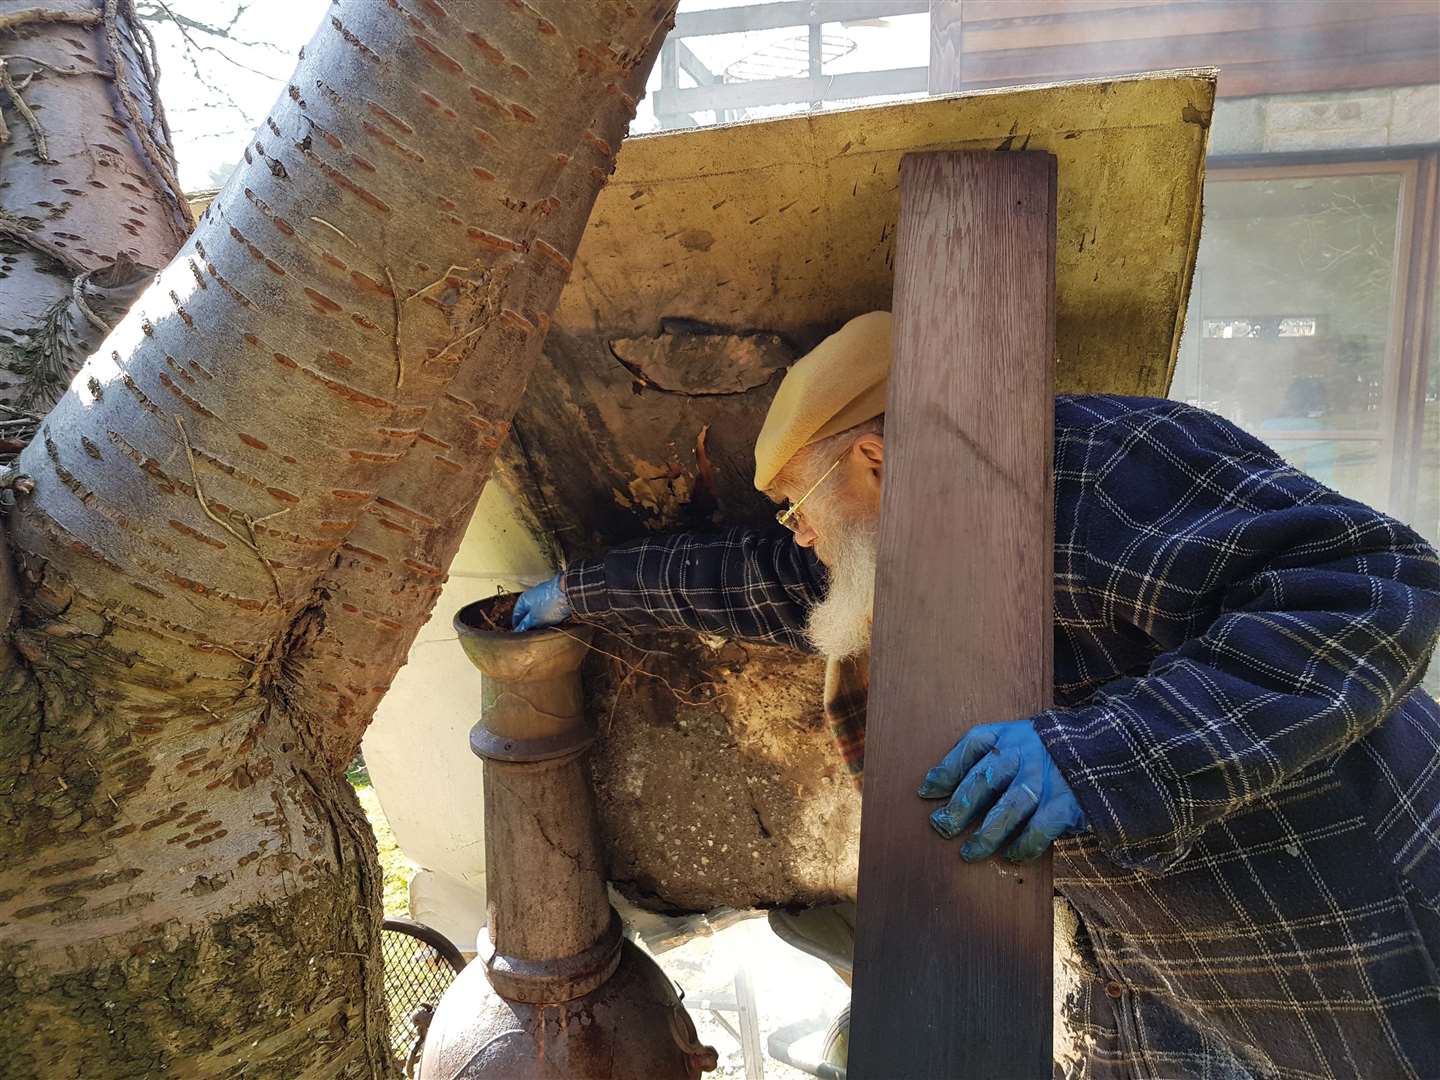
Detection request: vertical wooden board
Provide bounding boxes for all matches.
[848,151,1057,1080]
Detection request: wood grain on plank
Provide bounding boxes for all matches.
[848,151,1057,1080]
[962,0,1440,51]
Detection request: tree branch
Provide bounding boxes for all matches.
[0,215,88,276]
[0,8,101,34]
[133,0,287,58]
[0,57,50,160]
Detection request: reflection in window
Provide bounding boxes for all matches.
[1174,170,1405,515]
[1201,317,1318,339]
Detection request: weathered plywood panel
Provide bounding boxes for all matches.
[557,71,1214,397]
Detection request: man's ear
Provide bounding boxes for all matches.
[853,433,883,486]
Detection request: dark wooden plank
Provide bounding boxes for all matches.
[1365,13,1440,57]
[963,0,1165,19]
[955,24,1355,85]
[848,151,1057,1080]
[961,0,1439,51]
[1216,53,1440,97]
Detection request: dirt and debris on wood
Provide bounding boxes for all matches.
[587,630,859,914]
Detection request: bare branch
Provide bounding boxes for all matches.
[0,8,101,34]
[0,57,49,160]
[133,0,288,58]
[141,0,281,83]
[0,54,114,79]
[0,215,89,276]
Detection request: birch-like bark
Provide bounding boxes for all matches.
[0,2,673,1075]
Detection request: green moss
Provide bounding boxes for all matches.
[0,878,389,1079]
[351,779,417,918]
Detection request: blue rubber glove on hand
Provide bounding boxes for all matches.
[918,718,1088,863]
[511,574,572,632]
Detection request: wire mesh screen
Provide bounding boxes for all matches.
[381,918,466,1073]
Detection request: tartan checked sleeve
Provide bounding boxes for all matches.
[1034,402,1440,873]
[559,525,826,652]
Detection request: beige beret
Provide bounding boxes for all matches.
[753,311,892,491]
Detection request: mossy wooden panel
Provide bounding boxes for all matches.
[558,70,1215,396]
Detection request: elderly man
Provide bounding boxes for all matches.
[514,312,1440,1079]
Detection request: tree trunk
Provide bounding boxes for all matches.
[0,2,673,1076]
[0,0,189,434]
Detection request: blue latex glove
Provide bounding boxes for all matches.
[918,718,1089,863]
[511,574,572,632]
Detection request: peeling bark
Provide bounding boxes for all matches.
[0,1,675,1075]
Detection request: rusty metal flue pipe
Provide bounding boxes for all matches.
[418,599,717,1079]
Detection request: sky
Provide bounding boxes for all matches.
[144,0,929,191]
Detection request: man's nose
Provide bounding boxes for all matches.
[793,521,819,548]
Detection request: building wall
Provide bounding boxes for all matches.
[1211,83,1440,156]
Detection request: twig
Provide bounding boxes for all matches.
[132,0,289,56]
[0,9,101,33]
[567,613,679,663]
[142,0,279,82]
[409,264,473,302]
[385,267,403,387]
[428,326,483,365]
[174,416,284,602]
[0,58,48,160]
[310,216,360,249]
[0,54,113,79]
[71,269,112,334]
[605,666,637,736]
[0,215,89,276]
[550,625,723,708]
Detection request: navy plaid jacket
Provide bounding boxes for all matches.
[565,396,1440,1079]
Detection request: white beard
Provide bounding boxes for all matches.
[805,516,878,660]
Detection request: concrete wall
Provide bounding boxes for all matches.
[360,481,553,953]
[1211,83,1440,156]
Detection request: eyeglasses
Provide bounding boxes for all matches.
[775,452,847,533]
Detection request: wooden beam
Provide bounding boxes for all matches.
[651,66,928,115]
[848,151,1058,1079]
[674,0,927,38]
[676,41,717,85]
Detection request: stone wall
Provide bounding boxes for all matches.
[1212,83,1440,156]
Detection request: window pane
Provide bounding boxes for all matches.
[1174,171,1404,510]
[1262,437,1386,512]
